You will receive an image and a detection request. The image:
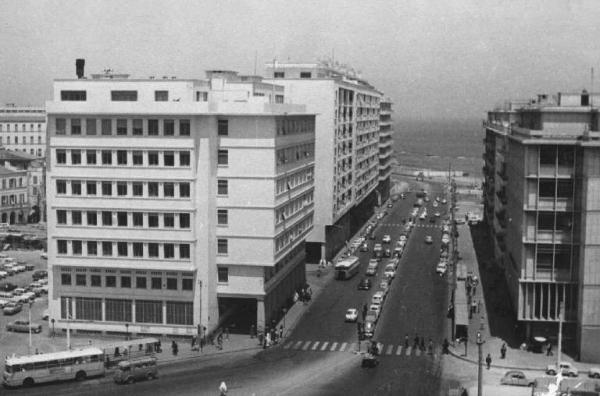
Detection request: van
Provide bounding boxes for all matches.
[366,261,378,276]
[114,356,158,384]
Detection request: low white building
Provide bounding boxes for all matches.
[0,105,46,157]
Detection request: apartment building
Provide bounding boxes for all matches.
[378,97,394,199]
[483,91,600,361]
[46,66,315,336]
[0,105,46,157]
[265,61,384,262]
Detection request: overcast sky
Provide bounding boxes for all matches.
[2,0,600,120]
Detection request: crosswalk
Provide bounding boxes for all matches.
[281,340,439,358]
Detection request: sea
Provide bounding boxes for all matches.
[393,118,484,178]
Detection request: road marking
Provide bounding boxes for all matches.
[283,341,293,349]
[386,345,394,355]
[293,341,303,349]
[330,342,338,351]
[320,342,329,351]
[406,346,412,356]
[340,342,347,352]
[396,346,403,355]
[302,341,311,351]
[311,342,320,351]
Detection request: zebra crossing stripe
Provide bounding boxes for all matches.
[396,346,403,355]
[293,341,303,349]
[302,341,311,351]
[340,342,347,352]
[406,346,412,356]
[320,342,329,351]
[330,342,338,351]
[283,341,293,349]
[386,345,394,355]
[311,342,320,351]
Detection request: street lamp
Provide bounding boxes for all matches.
[125,323,129,340]
[51,318,55,338]
[476,331,485,396]
[282,308,287,330]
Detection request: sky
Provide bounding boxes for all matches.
[2,0,600,120]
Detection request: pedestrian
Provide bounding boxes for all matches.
[413,334,419,348]
[404,334,409,348]
[419,337,425,351]
[500,343,507,359]
[191,335,196,350]
[471,300,477,315]
[485,353,491,369]
[200,336,204,352]
[279,325,283,340]
[442,338,449,354]
[250,324,256,338]
[217,333,223,350]
[172,340,178,356]
[219,381,228,396]
[225,327,230,340]
[477,300,481,314]
[156,340,162,353]
[546,343,553,356]
[265,331,271,348]
[293,291,299,304]
[362,303,368,321]
[428,338,434,355]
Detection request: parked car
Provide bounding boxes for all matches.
[6,320,42,333]
[32,270,48,281]
[500,370,535,387]
[424,235,433,244]
[40,252,48,259]
[546,361,578,377]
[41,309,49,321]
[113,356,158,385]
[0,299,10,308]
[0,270,6,279]
[360,243,369,252]
[436,262,447,276]
[365,310,378,323]
[384,264,396,279]
[3,301,23,315]
[345,308,358,322]
[588,367,600,379]
[379,280,389,292]
[366,261,379,276]
[13,265,26,273]
[357,278,372,290]
[12,287,26,296]
[0,282,18,292]
[383,248,391,258]
[369,304,381,316]
[24,264,35,271]
[382,235,391,244]
[371,291,385,306]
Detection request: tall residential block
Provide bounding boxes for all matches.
[483,91,600,361]
[46,68,315,336]
[0,105,46,157]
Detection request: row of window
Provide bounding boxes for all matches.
[1,194,26,206]
[0,178,24,189]
[56,210,191,229]
[276,143,315,166]
[275,118,315,136]
[57,240,191,260]
[54,118,191,137]
[276,191,314,224]
[60,271,193,291]
[55,149,191,167]
[0,136,43,145]
[60,89,209,104]
[0,123,43,132]
[275,167,314,195]
[60,296,193,325]
[275,215,313,253]
[2,147,43,156]
[55,180,191,199]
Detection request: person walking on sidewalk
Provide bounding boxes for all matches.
[500,343,507,359]
[171,340,178,356]
[485,353,492,369]
[279,325,283,340]
[219,381,228,396]
[546,343,553,356]
[442,338,449,354]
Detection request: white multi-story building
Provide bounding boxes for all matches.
[378,98,394,190]
[264,61,385,262]
[46,67,315,336]
[0,105,46,157]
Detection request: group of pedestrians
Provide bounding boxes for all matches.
[294,285,312,305]
[258,324,284,349]
[403,333,436,355]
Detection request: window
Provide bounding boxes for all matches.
[72,240,82,255]
[61,273,72,285]
[101,181,112,196]
[164,213,175,228]
[56,149,67,164]
[148,243,159,257]
[102,241,113,256]
[111,90,138,101]
[102,211,112,226]
[133,242,143,257]
[148,151,159,166]
[132,212,143,227]
[71,150,81,165]
[116,119,128,135]
[135,300,162,323]
[91,275,101,287]
[196,91,208,101]
[117,211,128,226]
[164,244,175,258]
[117,242,128,256]
[117,182,128,196]
[87,211,97,226]
[155,90,169,101]
[106,299,132,322]
[218,267,229,282]
[132,182,143,196]
[217,149,228,165]
[72,211,82,225]
[57,239,68,254]
[217,180,228,195]
[180,151,190,166]
[75,297,102,320]
[182,278,193,290]
[105,275,116,287]
[151,277,162,289]
[179,213,190,228]
[217,239,228,255]
[300,72,312,78]
[166,278,177,290]
[76,274,87,286]
[148,182,159,197]
[87,241,97,256]
[218,119,228,136]
[133,119,143,135]
[179,119,190,136]
[120,276,131,288]
[148,213,159,228]
[101,119,112,135]
[57,210,67,224]
[165,302,193,325]
[164,151,175,166]
[71,119,81,135]
[180,244,190,259]
[132,151,143,165]
[117,150,127,165]
[148,119,159,135]
[217,209,228,225]
[164,182,174,197]
[71,181,82,195]
[274,71,285,78]
[86,150,96,164]
[102,150,112,165]
[136,276,147,289]
[56,180,67,194]
[180,182,190,197]
[164,119,175,136]
[61,90,87,101]
[86,118,96,135]
[86,181,97,195]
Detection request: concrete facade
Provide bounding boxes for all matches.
[483,91,600,361]
[0,106,46,157]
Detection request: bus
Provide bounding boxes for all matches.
[335,256,361,280]
[3,347,105,388]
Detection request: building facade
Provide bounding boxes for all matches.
[264,61,385,262]
[377,97,394,202]
[46,68,315,336]
[0,106,46,157]
[483,91,600,361]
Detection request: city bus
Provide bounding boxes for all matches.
[335,256,361,280]
[3,347,105,388]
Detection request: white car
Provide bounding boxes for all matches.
[436,262,447,275]
[442,199,447,204]
[546,361,578,377]
[398,235,407,242]
[369,304,381,316]
[382,235,392,244]
[0,270,7,279]
[40,252,48,259]
[434,212,441,217]
[441,235,451,245]
[345,308,358,322]
[432,201,439,208]
[424,235,433,244]
[384,264,396,279]
[420,212,427,220]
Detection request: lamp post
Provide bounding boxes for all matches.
[282,307,287,330]
[476,331,485,396]
[51,318,55,338]
[125,323,129,340]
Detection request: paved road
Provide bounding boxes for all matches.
[9,182,451,395]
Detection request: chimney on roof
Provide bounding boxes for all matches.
[76,59,85,79]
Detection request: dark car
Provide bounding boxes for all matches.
[383,248,392,258]
[0,282,18,292]
[500,370,535,387]
[32,270,48,281]
[25,264,35,271]
[357,278,372,290]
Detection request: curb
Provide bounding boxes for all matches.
[447,347,548,372]
[156,344,262,366]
